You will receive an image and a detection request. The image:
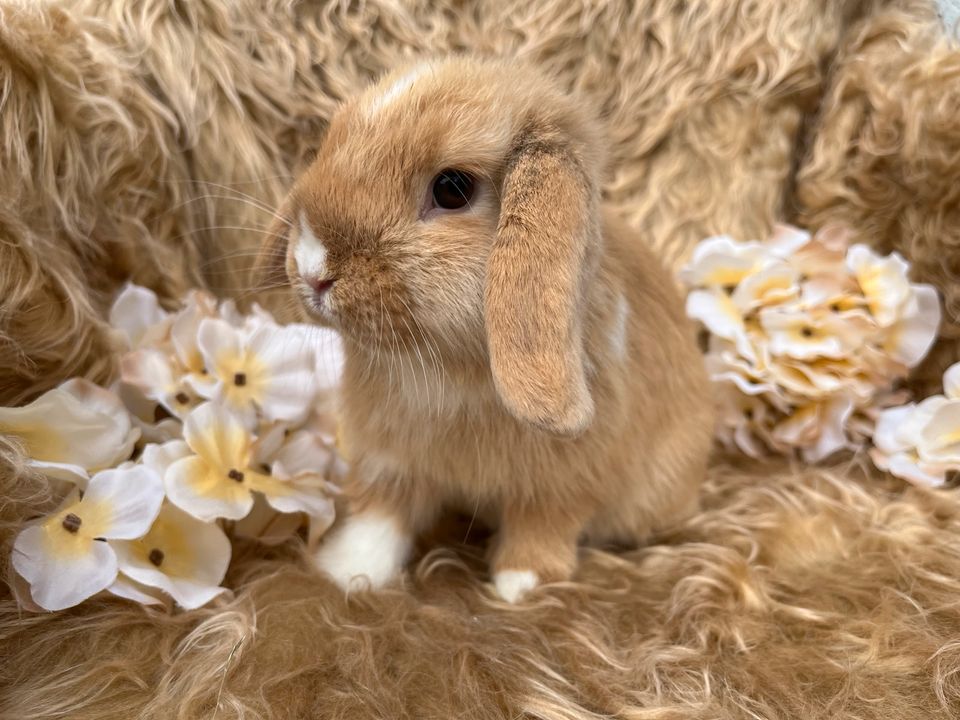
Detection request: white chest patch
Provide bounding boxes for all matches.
[366,64,429,118]
[293,212,327,279]
[610,292,630,359]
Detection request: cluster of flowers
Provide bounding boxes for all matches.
[682,224,941,463]
[2,285,345,612]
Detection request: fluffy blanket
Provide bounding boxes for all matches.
[3,0,960,717]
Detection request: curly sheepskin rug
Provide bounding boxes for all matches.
[4,0,960,717]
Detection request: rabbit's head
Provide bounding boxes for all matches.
[257,57,606,437]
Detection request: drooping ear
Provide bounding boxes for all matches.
[485,126,601,438]
[251,203,293,292]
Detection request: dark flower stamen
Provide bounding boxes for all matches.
[233,372,247,387]
[61,513,82,534]
[228,469,245,482]
[175,391,190,405]
[148,548,165,567]
[801,326,814,338]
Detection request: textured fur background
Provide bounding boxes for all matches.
[3,0,960,717]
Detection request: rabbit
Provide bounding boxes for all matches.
[254,56,714,603]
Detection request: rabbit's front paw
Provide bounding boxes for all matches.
[314,511,411,592]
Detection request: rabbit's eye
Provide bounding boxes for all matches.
[431,170,475,210]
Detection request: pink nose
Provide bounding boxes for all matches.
[310,277,335,297]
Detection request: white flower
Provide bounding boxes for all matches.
[870,402,950,487]
[170,290,219,377]
[730,261,800,313]
[111,502,231,609]
[686,289,756,361]
[869,363,960,487]
[165,403,332,522]
[846,244,914,327]
[679,235,771,289]
[11,466,164,611]
[121,349,199,419]
[109,283,172,349]
[194,318,319,427]
[917,399,960,465]
[0,379,139,486]
[882,284,941,368]
[759,308,866,360]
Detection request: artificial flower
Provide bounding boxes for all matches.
[683,223,941,462]
[869,363,960,487]
[0,379,139,486]
[109,283,172,350]
[121,348,199,419]
[846,244,914,327]
[112,502,231,609]
[109,573,167,606]
[165,402,332,521]
[11,466,164,611]
[194,318,319,427]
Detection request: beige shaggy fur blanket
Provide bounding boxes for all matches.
[3,0,960,718]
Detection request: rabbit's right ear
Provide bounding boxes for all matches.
[251,204,293,291]
[484,123,601,438]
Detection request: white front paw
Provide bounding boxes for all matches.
[493,569,539,603]
[314,512,411,592]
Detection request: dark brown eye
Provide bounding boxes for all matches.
[431,169,475,210]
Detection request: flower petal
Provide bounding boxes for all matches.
[197,318,243,380]
[731,261,800,313]
[233,492,304,545]
[686,289,755,360]
[27,460,89,487]
[884,284,941,368]
[141,440,192,477]
[12,525,118,611]
[108,573,168,606]
[766,224,811,257]
[0,382,138,471]
[270,430,333,477]
[946,363,960,400]
[112,503,231,609]
[804,394,855,463]
[182,402,250,469]
[171,291,218,372]
[109,283,170,349]
[165,455,254,522]
[252,473,334,517]
[918,399,960,464]
[81,466,165,539]
[245,324,319,424]
[680,235,770,288]
[873,405,916,454]
[846,244,912,327]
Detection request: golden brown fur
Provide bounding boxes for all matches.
[263,58,713,597]
[4,0,960,716]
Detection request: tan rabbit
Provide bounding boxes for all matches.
[255,56,714,602]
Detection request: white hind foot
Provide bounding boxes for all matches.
[314,511,412,592]
[493,569,539,603]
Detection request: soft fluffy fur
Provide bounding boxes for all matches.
[3,0,960,717]
[264,57,713,599]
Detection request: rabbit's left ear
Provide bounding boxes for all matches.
[484,125,601,438]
